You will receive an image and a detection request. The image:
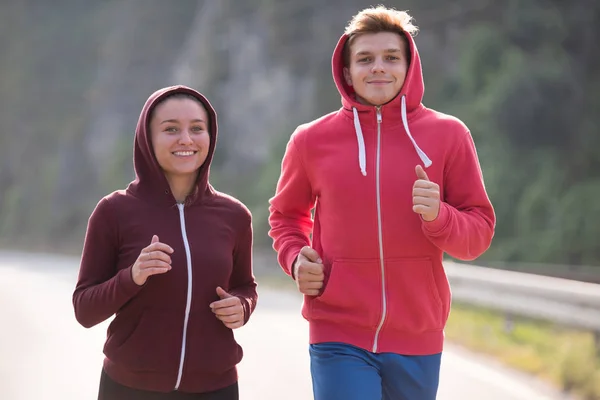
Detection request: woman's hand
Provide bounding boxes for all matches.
[210,287,244,329]
[131,235,174,286]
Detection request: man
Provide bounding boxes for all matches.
[268,6,495,399]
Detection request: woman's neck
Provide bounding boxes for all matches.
[165,174,198,203]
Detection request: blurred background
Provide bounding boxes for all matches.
[2,0,599,268]
[0,0,599,399]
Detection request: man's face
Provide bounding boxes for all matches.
[343,32,409,107]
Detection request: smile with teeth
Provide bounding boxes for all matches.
[172,150,197,156]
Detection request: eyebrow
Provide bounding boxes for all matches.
[355,48,403,56]
[160,118,206,124]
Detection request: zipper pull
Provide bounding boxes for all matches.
[376,107,382,124]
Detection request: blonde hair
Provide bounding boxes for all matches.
[343,6,418,66]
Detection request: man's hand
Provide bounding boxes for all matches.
[412,164,440,222]
[293,246,324,296]
[210,287,244,329]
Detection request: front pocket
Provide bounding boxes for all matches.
[385,258,443,332]
[309,259,381,329]
[105,310,183,372]
[184,308,242,374]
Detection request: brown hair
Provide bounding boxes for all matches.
[150,93,206,122]
[343,6,418,67]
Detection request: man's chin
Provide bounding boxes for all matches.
[355,92,397,107]
[369,96,394,107]
[375,91,401,104]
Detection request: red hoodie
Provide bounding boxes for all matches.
[268,32,495,355]
[73,85,257,393]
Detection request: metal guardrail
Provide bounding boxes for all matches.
[444,261,600,333]
[460,260,600,284]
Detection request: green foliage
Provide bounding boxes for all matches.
[440,1,600,266]
[446,304,600,399]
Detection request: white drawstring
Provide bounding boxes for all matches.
[401,96,432,167]
[351,97,432,177]
[353,107,367,176]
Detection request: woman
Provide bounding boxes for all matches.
[73,85,257,399]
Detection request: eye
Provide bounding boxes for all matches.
[357,57,371,63]
[191,125,205,133]
[386,55,400,61]
[164,126,178,133]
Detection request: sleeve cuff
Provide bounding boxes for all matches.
[284,246,303,280]
[236,296,251,325]
[422,202,451,235]
[117,265,145,296]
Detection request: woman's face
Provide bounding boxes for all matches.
[149,97,210,181]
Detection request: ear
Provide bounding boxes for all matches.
[343,67,353,87]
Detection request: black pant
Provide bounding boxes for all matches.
[98,369,239,400]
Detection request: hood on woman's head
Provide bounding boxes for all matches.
[128,85,219,204]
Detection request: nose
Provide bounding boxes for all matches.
[178,129,193,145]
[371,57,385,73]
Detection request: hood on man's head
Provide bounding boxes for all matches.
[330,30,432,173]
[331,30,425,113]
[128,85,218,204]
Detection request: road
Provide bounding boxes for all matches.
[0,252,569,399]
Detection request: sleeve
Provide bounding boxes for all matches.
[421,130,496,260]
[228,216,258,325]
[267,134,316,277]
[72,198,144,328]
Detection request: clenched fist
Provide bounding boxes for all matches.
[293,246,324,296]
[210,287,244,329]
[412,164,440,222]
[132,235,174,286]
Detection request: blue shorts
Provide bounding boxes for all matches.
[309,342,441,400]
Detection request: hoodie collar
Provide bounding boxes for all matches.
[127,85,218,206]
[331,31,432,175]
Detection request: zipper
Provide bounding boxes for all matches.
[174,203,193,390]
[373,107,387,352]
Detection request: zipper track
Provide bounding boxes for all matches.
[372,107,387,352]
[174,203,193,390]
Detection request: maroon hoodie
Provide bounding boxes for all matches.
[73,85,257,393]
